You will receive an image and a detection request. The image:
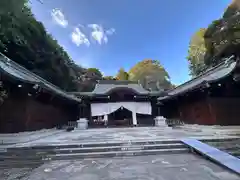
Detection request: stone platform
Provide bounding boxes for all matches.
[3,125,239,148]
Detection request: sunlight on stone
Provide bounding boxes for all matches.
[44,168,52,172]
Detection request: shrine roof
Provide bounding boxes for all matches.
[0,53,81,103]
[72,80,165,97]
[92,80,149,95]
[158,55,237,101]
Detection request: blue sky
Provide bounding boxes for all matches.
[30,0,231,85]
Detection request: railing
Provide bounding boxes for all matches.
[68,121,78,128]
[166,119,184,127]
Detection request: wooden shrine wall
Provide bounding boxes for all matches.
[209,97,240,125]
[178,98,216,125]
[0,94,79,133]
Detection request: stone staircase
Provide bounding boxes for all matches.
[203,138,240,158]
[0,139,188,168]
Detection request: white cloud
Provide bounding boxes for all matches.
[51,8,68,27]
[88,24,115,45]
[106,28,116,35]
[71,27,90,47]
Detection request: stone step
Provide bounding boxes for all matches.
[8,139,181,151]
[220,147,240,151]
[228,150,240,157]
[0,147,189,166]
[201,137,240,143]
[0,159,43,168]
[48,148,189,160]
[1,143,185,158]
[202,138,240,159]
[0,155,44,161]
[53,143,185,154]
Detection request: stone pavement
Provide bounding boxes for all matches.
[1,154,239,180]
[10,125,240,147]
[0,129,63,146]
[1,125,240,179]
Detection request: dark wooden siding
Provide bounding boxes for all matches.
[0,95,27,133]
[0,95,80,133]
[210,97,240,125]
[178,98,216,125]
[24,97,69,131]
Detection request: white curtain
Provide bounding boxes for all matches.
[135,102,152,115]
[91,102,152,116]
[114,102,151,115]
[91,103,123,116]
[121,102,151,125]
[91,103,108,116]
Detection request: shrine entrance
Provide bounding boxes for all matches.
[108,107,133,127]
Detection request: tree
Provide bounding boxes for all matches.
[84,68,103,80]
[128,59,172,91]
[103,76,116,80]
[116,68,129,80]
[223,0,240,18]
[203,0,240,66]
[78,68,103,92]
[187,28,207,76]
[0,0,85,91]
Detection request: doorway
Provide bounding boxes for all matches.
[108,107,133,127]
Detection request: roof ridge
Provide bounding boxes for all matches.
[167,55,235,93]
[0,53,63,91]
[98,80,138,84]
[0,53,79,102]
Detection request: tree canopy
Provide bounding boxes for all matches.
[116,68,129,80]
[84,68,103,81]
[0,1,173,94]
[187,28,207,76]
[187,0,240,76]
[223,0,240,18]
[76,68,103,92]
[103,76,116,80]
[0,0,85,91]
[128,59,172,91]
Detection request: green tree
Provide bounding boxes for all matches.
[0,0,85,91]
[223,0,240,18]
[84,68,103,80]
[103,76,116,80]
[78,68,103,92]
[116,68,129,80]
[128,59,172,91]
[204,0,240,66]
[187,28,207,76]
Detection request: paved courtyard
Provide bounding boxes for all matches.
[1,154,239,180]
[1,125,240,179]
[0,129,61,145]
[4,125,240,147]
